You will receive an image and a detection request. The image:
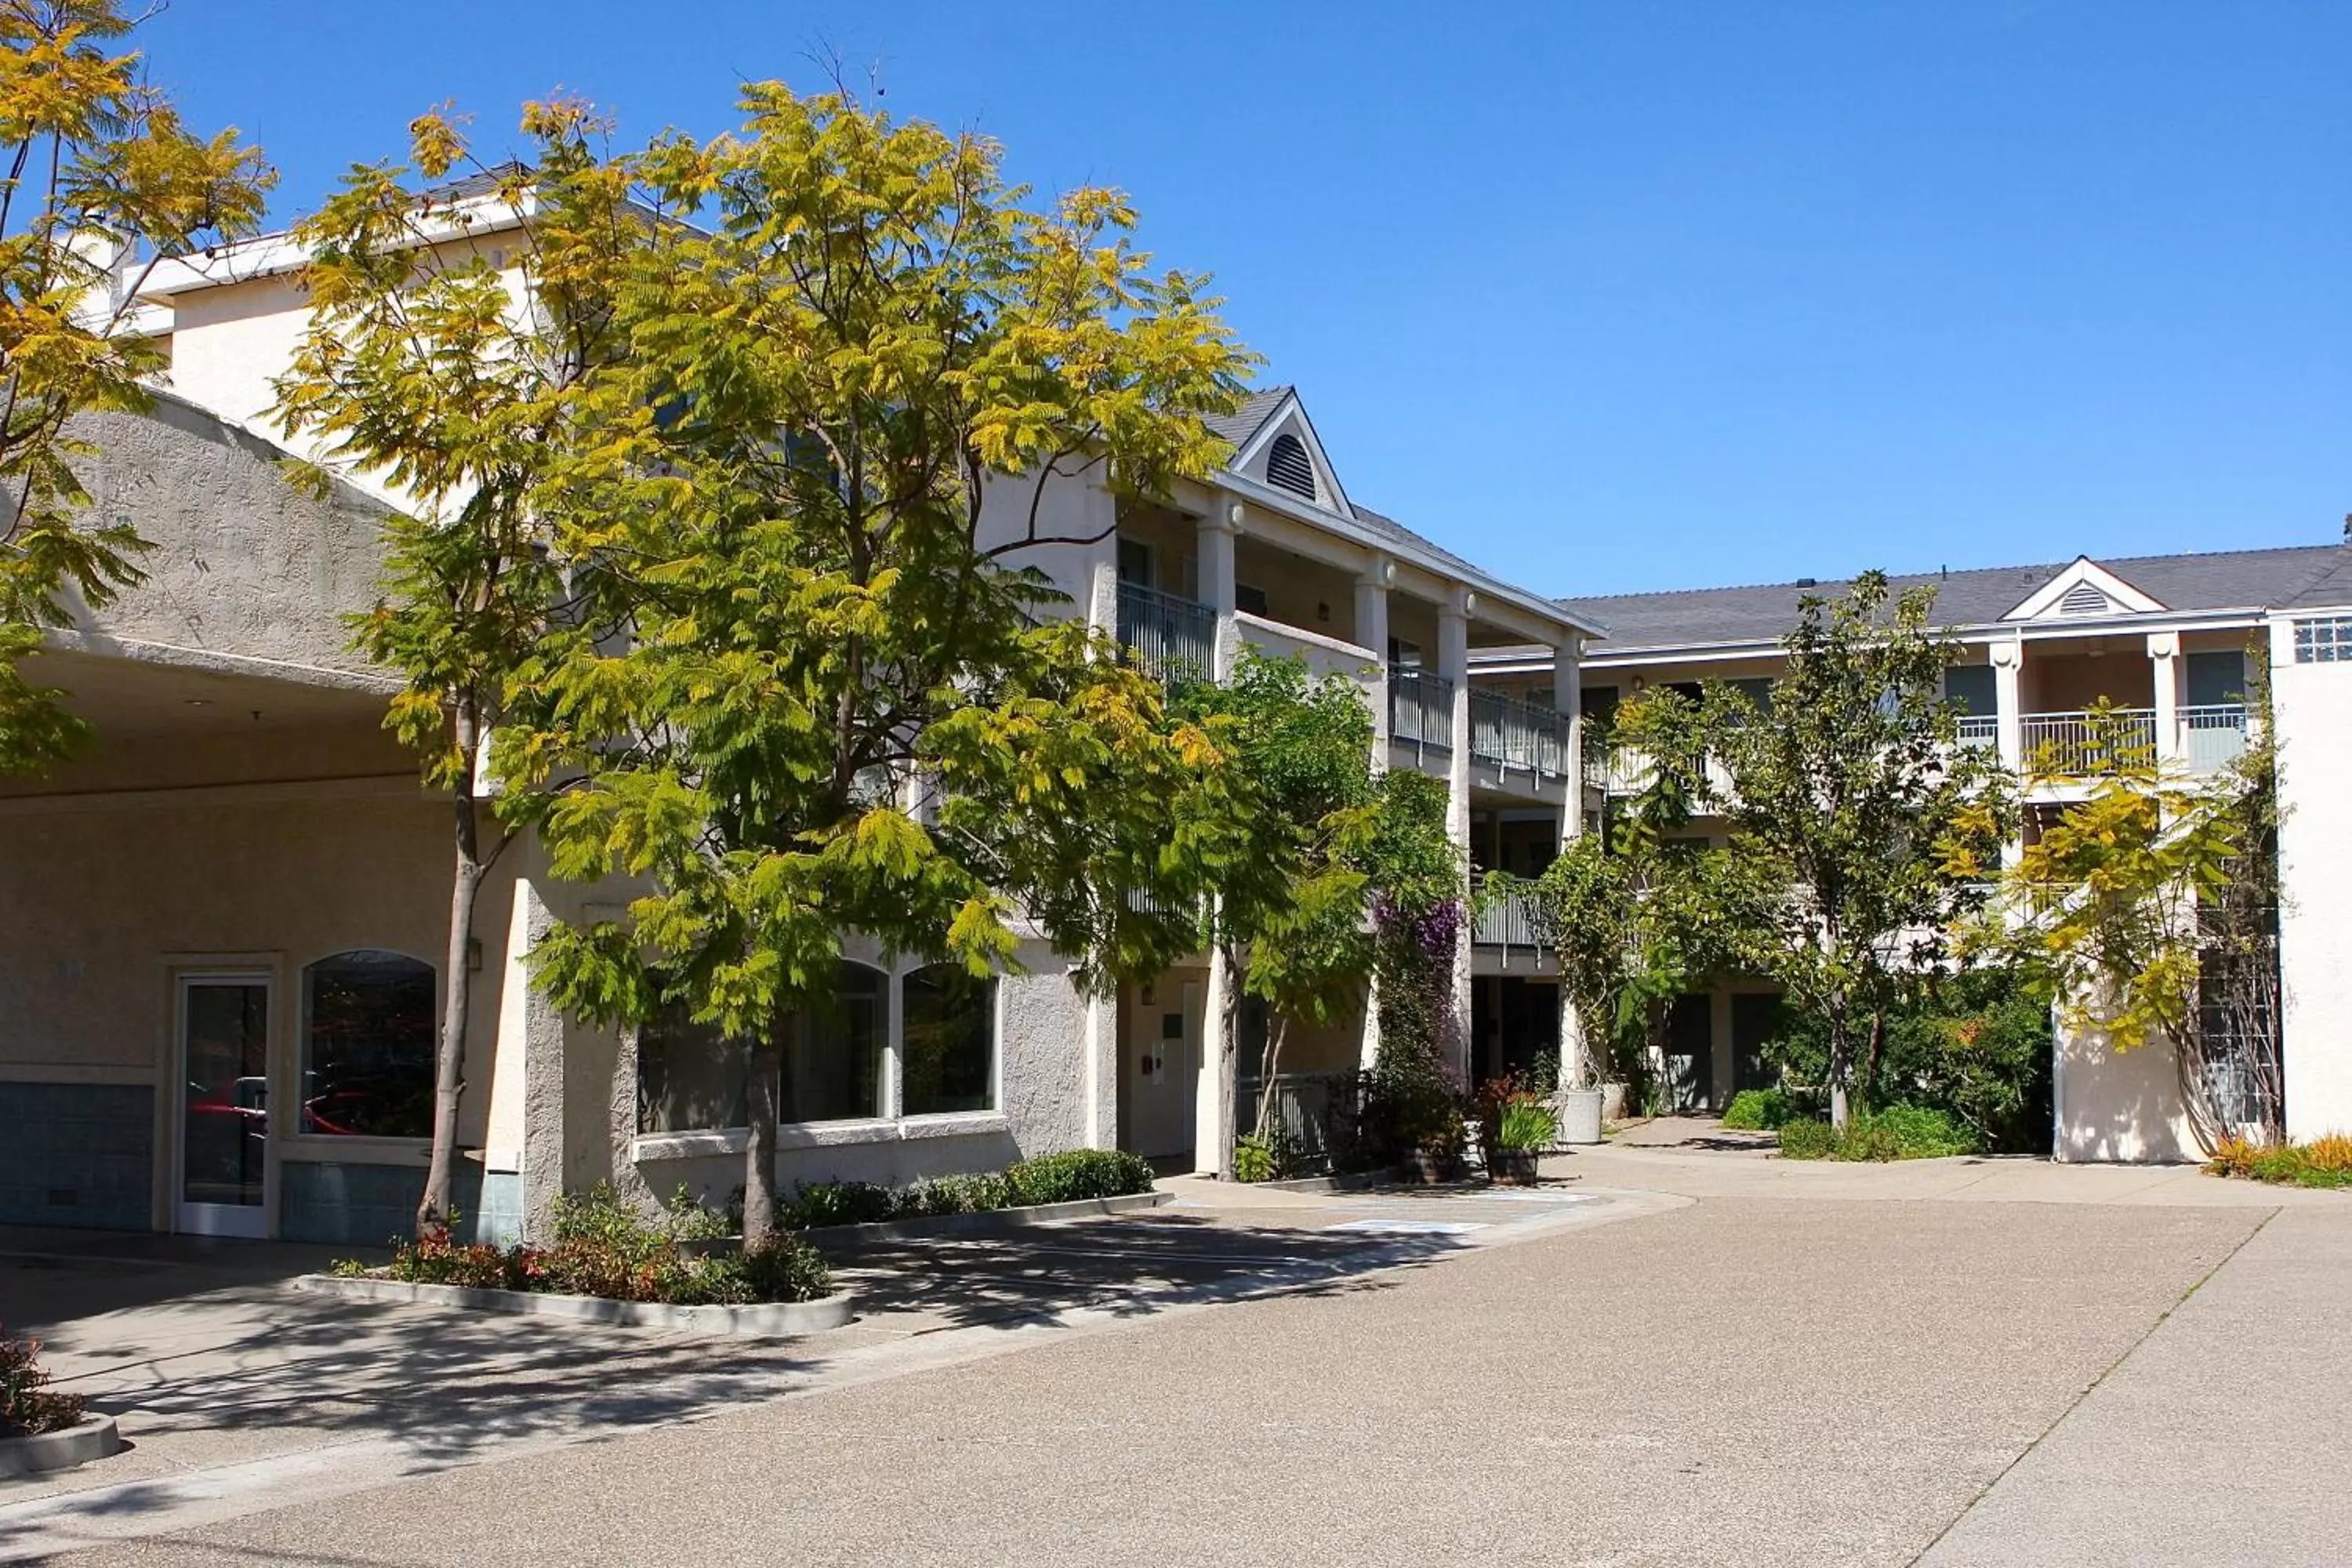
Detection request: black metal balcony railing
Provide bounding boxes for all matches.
[1472,875,1547,960]
[1388,666,1455,761]
[1116,581,1216,683]
[1471,689,1571,779]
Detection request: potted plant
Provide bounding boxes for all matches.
[1475,1077,1559,1184]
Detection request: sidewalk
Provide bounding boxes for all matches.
[1554,1116,2339,1207]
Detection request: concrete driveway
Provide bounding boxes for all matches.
[4,1156,2347,1566]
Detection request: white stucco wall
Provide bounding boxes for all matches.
[2271,619,2352,1140]
[2053,1012,2201,1163]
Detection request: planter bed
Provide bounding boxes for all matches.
[799,1189,1174,1247]
[292,1273,855,1338]
[0,1414,120,1479]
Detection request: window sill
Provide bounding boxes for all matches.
[278,1134,433,1165]
[631,1112,1011,1163]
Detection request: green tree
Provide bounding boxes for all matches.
[0,0,270,774]
[1969,687,2281,1149]
[272,102,636,1235]
[1650,573,2009,1127]
[505,84,1253,1243]
[1178,652,1458,1173]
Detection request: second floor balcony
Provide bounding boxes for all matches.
[1116,580,1215,682]
[2019,704,2248,778]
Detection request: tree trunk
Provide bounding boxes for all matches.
[1861,1010,1886,1114]
[742,1012,783,1245]
[1252,1013,1290,1145]
[417,714,485,1240]
[1214,941,1240,1181]
[1827,1007,1853,1131]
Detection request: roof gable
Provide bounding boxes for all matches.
[1227,390,1352,518]
[2001,556,2166,621]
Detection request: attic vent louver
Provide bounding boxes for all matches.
[2057,581,2112,616]
[1265,434,1316,500]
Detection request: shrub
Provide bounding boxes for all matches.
[1232,1134,1280,1183]
[2208,1135,2352,1190]
[1721,1088,1791,1131]
[348,1183,827,1305]
[786,1181,898,1229]
[1776,1118,1838,1160]
[1004,1149,1157,1205]
[898,1172,1014,1218]
[1,1330,82,1437]
[1777,1104,1976,1162]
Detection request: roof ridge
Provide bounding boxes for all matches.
[1559,539,2347,608]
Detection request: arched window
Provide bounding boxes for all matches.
[1265,433,1316,499]
[902,965,997,1116]
[300,950,435,1138]
[637,961,888,1133]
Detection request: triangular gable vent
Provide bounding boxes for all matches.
[2057,581,2112,616]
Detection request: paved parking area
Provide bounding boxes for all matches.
[6,1160,2347,1566]
[0,1182,1645,1562]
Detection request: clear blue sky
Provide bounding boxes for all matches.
[147,1,2350,597]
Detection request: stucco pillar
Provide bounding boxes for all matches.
[1553,637,1592,1088]
[1081,985,1118,1150]
[1439,593,1475,1082]
[1991,638,2026,870]
[1199,505,1240,681]
[489,875,570,1242]
[1196,944,1236,1175]
[1354,559,1395,1072]
[2147,631,2182,763]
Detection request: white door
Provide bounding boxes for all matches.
[1127,982,1200,1160]
[175,975,272,1238]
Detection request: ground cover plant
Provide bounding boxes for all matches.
[1719,1088,1796,1131]
[335,1184,831,1305]
[787,1149,1157,1225]
[1,1329,82,1436]
[1776,1103,1977,1162]
[2206,1134,2352,1190]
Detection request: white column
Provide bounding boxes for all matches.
[1439,593,1475,1082]
[1992,637,2026,870]
[1199,506,1240,682]
[1354,561,1394,1072]
[2147,631,2182,764]
[1356,557,1393,760]
[1082,986,1118,1150]
[1196,946,1234,1175]
[1196,505,1241,1163]
[1553,637,1591,1089]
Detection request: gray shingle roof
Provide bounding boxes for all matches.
[1557,543,2352,653]
[1201,385,1294,450]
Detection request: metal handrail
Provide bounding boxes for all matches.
[1388,666,1455,762]
[1470,689,1571,777]
[1116,580,1216,683]
[2020,708,2158,775]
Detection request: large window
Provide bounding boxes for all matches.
[901,965,996,1116]
[637,1011,747,1134]
[300,950,435,1138]
[784,962,884,1122]
[637,961,887,1133]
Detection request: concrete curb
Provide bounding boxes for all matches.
[0,1414,120,1479]
[291,1276,855,1338]
[804,1189,1173,1247]
[1241,1171,1398,1195]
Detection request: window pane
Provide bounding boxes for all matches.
[784,963,884,1122]
[301,950,434,1138]
[902,966,996,1116]
[637,1011,748,1134]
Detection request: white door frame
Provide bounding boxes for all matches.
[172,970,275,1239]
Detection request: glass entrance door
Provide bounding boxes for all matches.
[176,975,271,1237]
